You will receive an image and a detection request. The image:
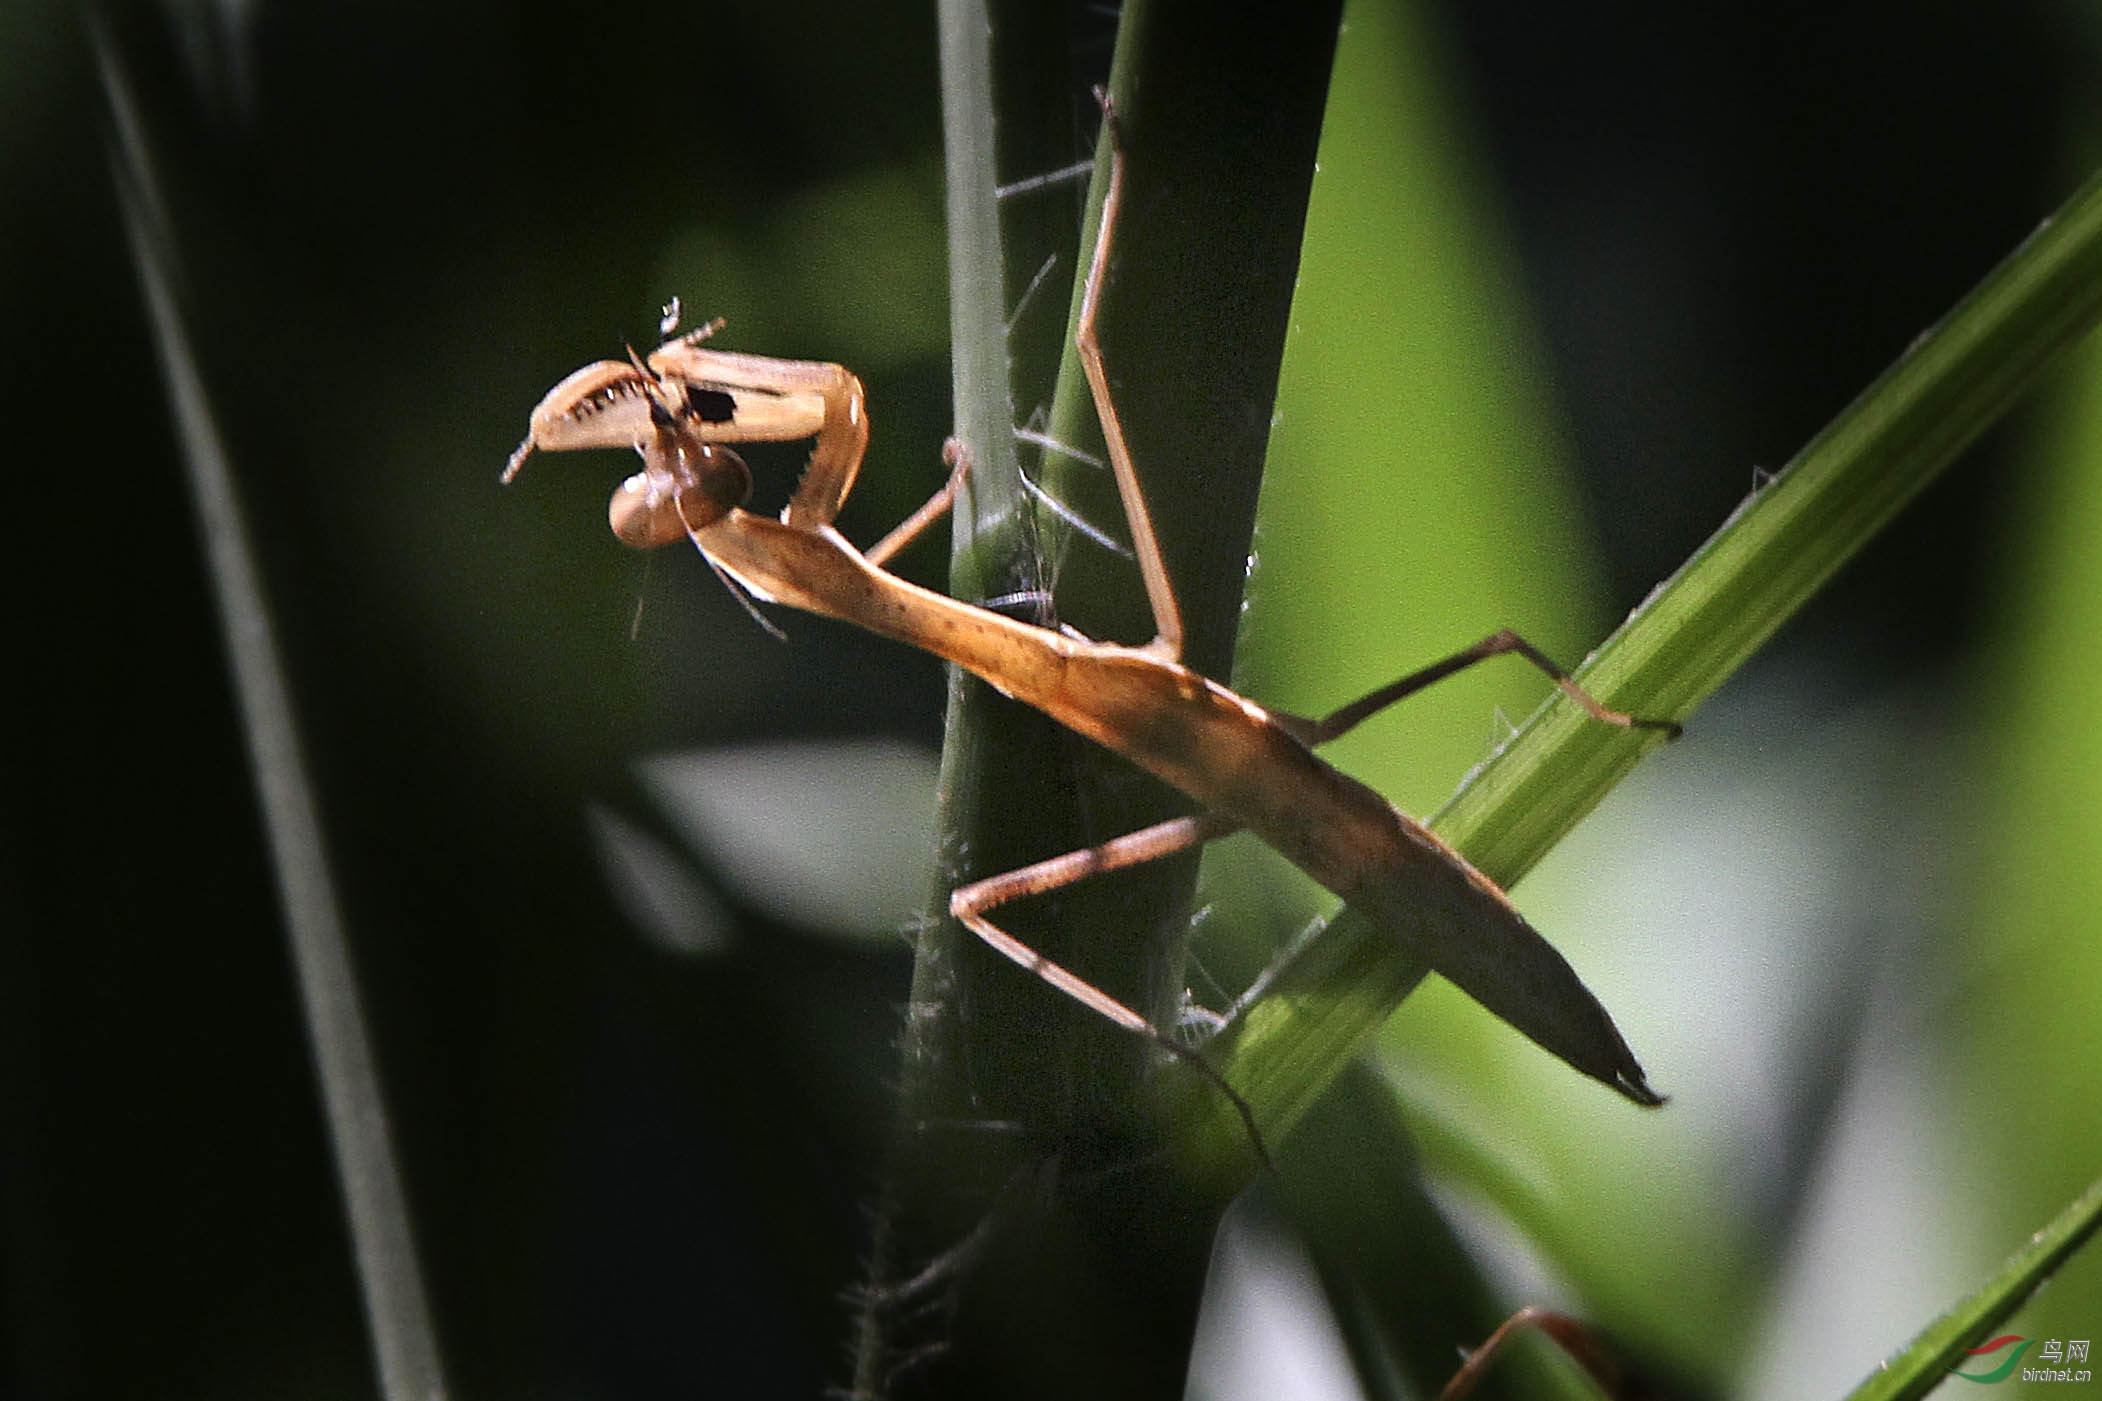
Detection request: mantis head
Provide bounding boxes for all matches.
[608,422,753,549]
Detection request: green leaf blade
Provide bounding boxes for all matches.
[1172,161,2102,1188]
[1842,1176,2102,1401]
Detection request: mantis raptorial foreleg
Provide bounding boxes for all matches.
[505,320,872,537]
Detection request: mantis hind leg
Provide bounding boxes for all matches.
[1278,628,1683,749]
[946,811,1271,1167]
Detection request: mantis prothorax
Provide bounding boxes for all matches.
[505,94,1678,1148]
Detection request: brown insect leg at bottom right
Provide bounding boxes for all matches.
[1436,1305,1632,1401]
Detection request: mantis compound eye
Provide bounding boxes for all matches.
[608,438,753,549]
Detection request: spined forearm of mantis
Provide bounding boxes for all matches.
[503,96,1680,1142]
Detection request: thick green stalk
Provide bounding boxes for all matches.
[848,7,1048,1398]
[852,4,1340,1398]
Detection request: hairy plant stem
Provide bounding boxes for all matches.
[852,3,1340,1398]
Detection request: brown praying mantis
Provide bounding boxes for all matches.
[503,96,1678,1148]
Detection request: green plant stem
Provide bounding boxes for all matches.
[106,58,449,1401]
[852,4,1340,1399]
[1843,1175,2102,1400]
[846,7,1029,1399]
[1171,162,2102,1191]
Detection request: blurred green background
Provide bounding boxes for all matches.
[5,2,2100,1398]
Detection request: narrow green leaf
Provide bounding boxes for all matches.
[1171,163,2102,1188]
[1841,1176,2102,1401]
[105,47,449,1401]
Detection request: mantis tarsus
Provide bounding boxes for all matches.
[505,93,1678,1154]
